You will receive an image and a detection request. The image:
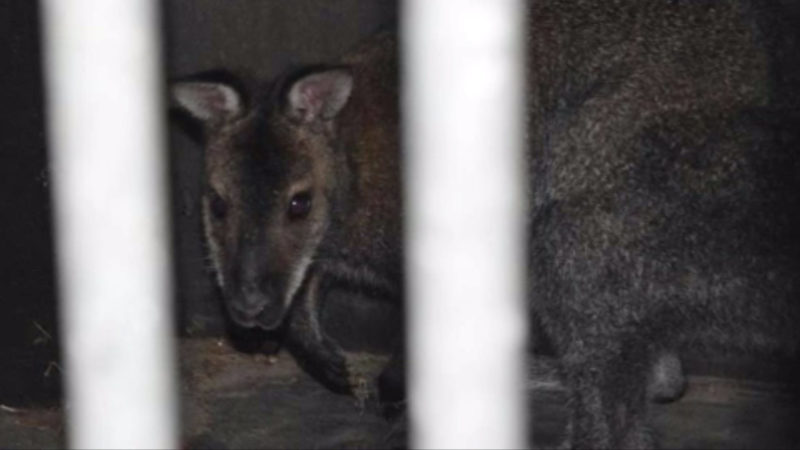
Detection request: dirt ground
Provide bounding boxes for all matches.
[1,338,799,449]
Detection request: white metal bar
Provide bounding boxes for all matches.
[40,0,178,448]
[403,1,528,448]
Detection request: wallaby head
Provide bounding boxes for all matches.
[172,68,354,330]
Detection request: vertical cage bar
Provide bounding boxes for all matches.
[40,0,178,448]
[402,0,528,448]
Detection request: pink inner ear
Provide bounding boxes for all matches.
[300,82,325,120]
[191,84,232,118]
[174,81,241,122]
[205,88,227,111]
[288,70,351,123]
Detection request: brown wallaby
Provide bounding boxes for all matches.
[172,0,800,447]
[172,34,403,398]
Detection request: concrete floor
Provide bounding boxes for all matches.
[1,338,799,449]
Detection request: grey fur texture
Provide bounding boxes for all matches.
[527,1,800,447]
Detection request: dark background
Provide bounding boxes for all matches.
[0,0,396,406]
[0,1,60,406]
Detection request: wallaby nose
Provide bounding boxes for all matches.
[234,279,269,316]
[242,280,260,299]
[228,279,287,330]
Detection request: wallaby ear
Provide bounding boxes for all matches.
[286,69,353,124]
[170,81,243,124]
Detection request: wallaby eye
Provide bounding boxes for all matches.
[208,190,228,221]
[288,192,312,220]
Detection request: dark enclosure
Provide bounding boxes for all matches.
[2,1,800,449]
[0,1,60,407]
[0,0,398,401]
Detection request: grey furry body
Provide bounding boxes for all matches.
[526,1,800,447]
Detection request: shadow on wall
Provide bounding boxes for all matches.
[0,1,61,407]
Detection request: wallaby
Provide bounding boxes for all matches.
[172,0,800,447]
[172,34,404,398]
